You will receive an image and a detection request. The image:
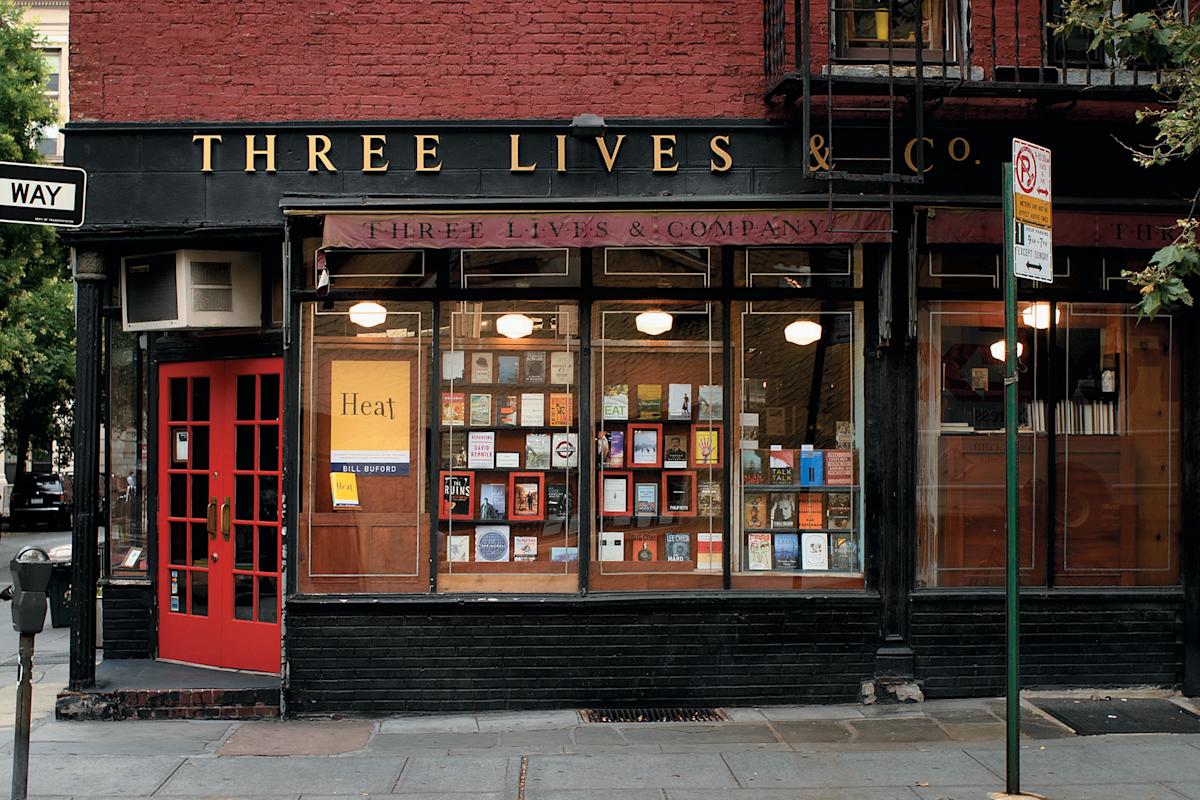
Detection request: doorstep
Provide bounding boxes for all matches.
[55,659,280,720]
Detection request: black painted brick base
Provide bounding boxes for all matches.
[101,581,153,660]
[912,591,1184,697]
[56,687,279,720]
[286,595,883,715]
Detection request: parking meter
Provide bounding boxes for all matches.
[10,547,51,635]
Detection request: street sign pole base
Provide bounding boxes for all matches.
[988,792,1048,800]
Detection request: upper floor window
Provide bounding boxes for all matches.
[836,0,959,62]
[37,48,62,160]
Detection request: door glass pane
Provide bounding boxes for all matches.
[190,474,208,518]
[235,475,254,521]
[258,577,278,623]
[234,575,254,620]
[169,475,187,517]
[191,571,208,617]
[237,375,256,420]
[170,522,187,566]
[235,525,254,570]
[235,426,255,470]
[259,426,279,471]
[258,526,278,572]
[191,426,210,470]
[259,475,278,521]
[190,522,208,567]
[169,378,188,421]
[260,373,280,420]
[191,377,210,422]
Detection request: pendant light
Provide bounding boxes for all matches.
[1021,302,1059,330]
[784,319,823,346]
[635,311,674,336]
[989,339,1025,361]
[348,301,387,328]
[496,313,534,339]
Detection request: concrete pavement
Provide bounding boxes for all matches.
[0,694,1197,799]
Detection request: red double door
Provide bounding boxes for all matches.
[157,358,283,674]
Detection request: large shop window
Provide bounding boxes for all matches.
[917,300,1180,587]
[106,325,148,576]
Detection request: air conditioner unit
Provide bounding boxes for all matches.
[120,250,261,332]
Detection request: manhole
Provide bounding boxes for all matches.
[1032,698,1200,735]
[580,707,728,723]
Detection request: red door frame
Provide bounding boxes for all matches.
[157,358,283,674]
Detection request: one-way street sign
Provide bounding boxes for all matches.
[0,160,86,228]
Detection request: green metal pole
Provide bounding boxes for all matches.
[1002,163,1021,795]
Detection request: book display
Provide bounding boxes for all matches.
[438,303,581,590]
[592,303,725,589]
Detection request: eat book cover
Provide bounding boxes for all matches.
[603,384,629,420]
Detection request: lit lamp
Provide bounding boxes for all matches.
[348,301,387,328]
[784,319,823,346]
[1021,302,1059,330]
[635,311,674,336]
[989,339,1025,361]
[496,313,534,339]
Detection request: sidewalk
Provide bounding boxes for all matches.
[0,695,1197,799]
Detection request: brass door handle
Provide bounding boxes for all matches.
[221,497,231,540]
[207,499,218,539]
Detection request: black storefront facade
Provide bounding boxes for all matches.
[62,119,1199,715]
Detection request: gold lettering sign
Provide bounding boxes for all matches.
[362,135,388,172]
[244,134,276,173]
[415,135,441,172]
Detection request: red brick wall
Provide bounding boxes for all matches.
[69,1,766,122]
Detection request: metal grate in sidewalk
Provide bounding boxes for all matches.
[580,707,728,723]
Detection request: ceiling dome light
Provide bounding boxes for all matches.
[1021,302,1059,330]
[635,311,674,336]
[348,301,387,328]
[989,339,1025,361]
[784,319,823,346]
[496,313,535,339]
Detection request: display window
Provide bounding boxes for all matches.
[593,247,718,288]
[732,300,865,589]
[106,323,148,575]
[591,301,725,590]
[916,298,1180,588]
[299,301,431,593]
[436,300,581,593]
[734,246,862,289]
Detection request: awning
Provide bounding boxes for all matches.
[924,208,1183,249]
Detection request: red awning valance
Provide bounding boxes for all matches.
[924,208,1183,249]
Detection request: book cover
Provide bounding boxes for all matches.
[799,449,825,486]
[469,393,492,427]
[447,535,470,562]
[826,491,852,530]
[551,546,578,562]
[599,531,625,561]
[511,478,541,517]
[774,532,799,569]
[741,449,765,484]
[546,483,570,518]
[698,384,722,421]
[801,532,829,570]
[662,432,689,469]
[743,493,768,529]
[524,350,546,383]
[769,450,796,484]
[667,383,693,421]
[632,535,658,562]
[497,395,518,427]
[549,351,574,385]
[602,475,630,515]
[478,483,507,520]
[739,412,760,449]
[630,426,660,467]
[797,493,824,528]
[697,480,722,517]
[520,392,545,427]
[513,536,538,561]
[329,472,360,509]
[524,433,552,470]
[475,526,510,562]
[770,493,797,528]
[497,354,520,384]
[548,393,573,427]
[824,449,855,486]
[442,431,467,469]
[747,532,773,570]
[470,352,493,384]
[551,432,579,468]
[634,482,658,516]
[442,350,465,381]
[603,430,625,468]
[441,392,465,426]
[441,473,473,518]
[665,472,694,514]
[831,532,858,571]
[602,384,630,420]
[467,431,496,470]
[637,384,662,419]
[665,532,691,562]
[697,532,723,570]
